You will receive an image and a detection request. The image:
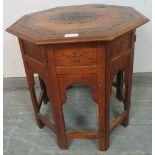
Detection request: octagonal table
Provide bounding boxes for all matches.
[6,4,149,151]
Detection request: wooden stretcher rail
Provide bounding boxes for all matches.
[38,113,56,133]
[38,91,44,109]
[67,131,97,139]
[110,111,127,132]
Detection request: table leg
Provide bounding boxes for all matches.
[97,72,110,151]
[26,72,44,128]
[45,79,68,149]
[122,33,135,127]
[53,102,68,149]
[122,62,133,127]
[98,87,110,151]
[116,70,124,101]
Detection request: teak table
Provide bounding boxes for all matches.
[6,4,149,151]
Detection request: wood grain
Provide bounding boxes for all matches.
[6,4,149,44]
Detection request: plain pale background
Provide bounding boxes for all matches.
[3,0,152,77]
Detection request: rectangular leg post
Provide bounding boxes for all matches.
[97,80,110,151]
[26,72,44,128]
[18,39,44,128]
[42,74,68,149]
[97,44,110,151]
[122,71,132,127]
[45,49,68,149]
[55,106,68,149]
[122,32,135,127]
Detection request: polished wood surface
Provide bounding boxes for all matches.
[6,4,149,151]
[6,4,148,44]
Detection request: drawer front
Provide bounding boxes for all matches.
[54,46,97,66]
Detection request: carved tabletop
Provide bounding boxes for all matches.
[6,4,148,44]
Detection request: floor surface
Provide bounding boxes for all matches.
[3,73,152,155]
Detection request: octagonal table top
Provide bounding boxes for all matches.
[6,4,149,44]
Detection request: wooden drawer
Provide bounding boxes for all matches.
[54,46,97,66]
